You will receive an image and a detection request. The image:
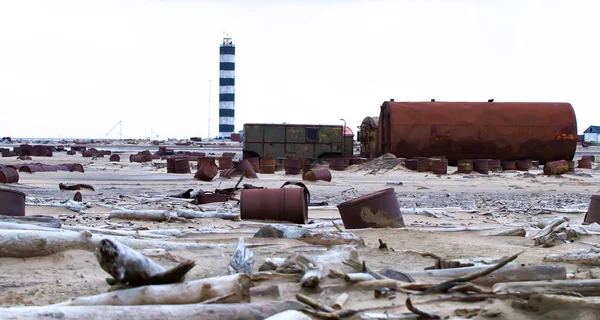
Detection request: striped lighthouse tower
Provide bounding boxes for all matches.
[219,37,235,138]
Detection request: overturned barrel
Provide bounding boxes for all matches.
[109,154,120,162]
[195,161,218,181]
[544,160,569,175]
[302,168,332,182]
[240,183,308,224]
[0,167,19,183]
[337,188,405,229]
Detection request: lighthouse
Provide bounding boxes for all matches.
[219,37,235,138]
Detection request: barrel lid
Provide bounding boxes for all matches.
[0,188,26,197]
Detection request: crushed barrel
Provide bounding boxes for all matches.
[337,188,405,229]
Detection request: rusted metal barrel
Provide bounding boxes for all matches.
[329,158,348,171]
[246,157,260,173]
[302,168,332,182]
[102,150,112,156]
[222,152,236,158]
[56,165,69,171]
[404,159,418,170]
[0,188,26,216]
[19,165,44,173]
[583,195,600,225]
[416,158,431,172]
[174,158,191,174]
[488,159,502,172]
[350,158,365,165]
[195,161,218,181]
[337,188,405,229]
[217,156,233,170]
[302,158,312,172]
[259,158,276,174]
[544,160,569,175]
[220,168,242,178]
[473,159,489,174]
[0,167,19,183]
[166,158,175,173]
[582,155,595,162]
[502,160,516,171]
[240,183,308,224]
[431,159,448,174]
[59,163,84,173]
[457,160,473,174]
[516,160,531,171]
[130,154,148,163]
[235,159,258,178]
[578,159,592,169]
[285,158,302,175]
[41,165,58,172]
[109,154,120,162]
[567,160,575,172]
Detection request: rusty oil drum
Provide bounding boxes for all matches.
[544,160,569,175]
[329,158,348,171]
[488,159,502,172]
[501,160,516,171]
[416,158,431,172]
[337,188,405,229]
[195,161,218,181]
[582,155,595,162]
[217,156,233,170]
[302,168,332,182]
[0,188,26,216]
[130,154,148,163]
[578,159,592,169]
[285,158,302,175]
[220,168,242,178]
[59,163,84,173]
[457,160,473,174]
[166,158,175,173]
[431,159,448,174]
[246,157,260,173]
[350,158,365,165]
[259,158,277,174]
[404,159,418,171]
[583,194,600,225]
[473,159,489,174]
[0,167,19,183]
[174,158,191,174]
[109,154,120,162]
[516,160,532,172]
[240,182,309,224]
[235,159,259,178]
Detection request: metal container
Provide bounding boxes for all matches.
[404,159,418,170]
[174,158,191,174]
[220,168,242,178]
[19,165,44,173]
[102,150,112,156]
[259,157,276,174]
[109,154,120,162]
[217,157,233,170]
[350,158,365,165]
[544,160,569,175]
[246,157,260,173]
[329,158,348,171]
[302,168,332,182]
[582,155,595,162]
[473,159,489,174]
[431,159,448,174]
[457,160,473,174]
[301,158,312,172]
[166,158,175,173]
[359,116,380,158]
[130,154,148,163]
[259,165,275,174]
[516,160,532,172]
[0,167,19,183]
[240,183,308,224]
[567,160,575,172]
[378,101,577,165]
[195,162,218,181]
[337,188,405,229]
[502,160,516,171]
[488,159,502,172]
[285,158,302,175]
[41,165,58,172]
[235,159,258,178]
[578,159,592,169]
[59,163,84,173]
[0,188,26,216]
[416,158,431,172]
[583,195,600,225]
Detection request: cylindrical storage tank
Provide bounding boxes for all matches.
[544,160,569,175]
[0,167,19,183]
[302,168,332,182]
[285,158,302,175]
[195,162,218,181]
[337,188,405,229]
[516,160,531,171]
[109,154,120,162]
[378,101,577,165]
[457,160,473,174]
[502,160,516,171]
[19,165,44,173]
[174,158,191,174]
[240,186,308,224]
[0,189,26,216]
[431,159,448,174]
[473,159,489,174]
[578,159,592,169]
[488,159,502,172]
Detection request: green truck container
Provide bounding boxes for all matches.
[243,123,354,160]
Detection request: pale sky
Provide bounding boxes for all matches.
[1,0,598,139]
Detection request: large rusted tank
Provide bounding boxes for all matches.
[378,101,577,165]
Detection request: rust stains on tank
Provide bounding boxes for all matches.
[378,101,577,165]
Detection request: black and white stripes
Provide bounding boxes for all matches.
[219,37,235,138]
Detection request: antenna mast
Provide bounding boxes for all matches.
[208,80,212,139]
[106,120,123,140]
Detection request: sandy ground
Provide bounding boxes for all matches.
[1,151,600,319]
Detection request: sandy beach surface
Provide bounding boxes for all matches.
[1,149,599,319]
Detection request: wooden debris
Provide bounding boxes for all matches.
[493,279,600,297]
[59,183,95,191]
[487,227,527,237]
[110,209,170,222]
[344,273,376,282]
[0,215,61,228]
[297,246,359,288]
[378,239,388,250]
[254,224,364,246]
[296,293,335,312]
[421,252,474,270]
[332,293,349,310]
[3,301,305,320]
[527,294,600,313]
[544,250,600,266]
[250,284,281,299]
[54,274,251,306]
[405,297,440,319]
[176,209,239,221]
[265,310,312,320]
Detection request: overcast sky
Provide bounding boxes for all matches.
[1,0,598,139]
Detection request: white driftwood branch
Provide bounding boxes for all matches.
[493,279,600,296]
[110,209,170,222]
[3,301,304,320]
[25,200,87,212]
[544,250,600,266]
[265,310,312,320]
[54,274,251,306]
[529,294,600,313]
[177,209,239,221]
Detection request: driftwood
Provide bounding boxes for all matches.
[3,301,305,320]
[493,279,600,296]
[0,215,62,228]
[487,227,527,237]
[254,224,364,246]
[265,310,312,320]
[59,183,95,191]
[110,209,170,222]
[25,200,87,212]
[0,230,227,258]
[62,225,179,239]
[405,264,567,286]
[56,274,250,306]
[406,297,440,319]
[332,293,349,310]
[528,294,600,313]
[177,209,239,221]
[544,250,600,266]
[250,284,281,299]
[409,227,495,232]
